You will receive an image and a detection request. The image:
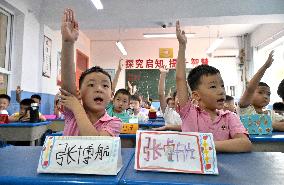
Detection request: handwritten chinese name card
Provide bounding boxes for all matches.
[135,131,218,175]
[37,136,122,175]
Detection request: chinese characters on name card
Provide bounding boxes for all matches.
[37,136,122,175]
[135,131,218,175]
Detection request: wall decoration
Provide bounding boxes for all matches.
[42,36,52,78]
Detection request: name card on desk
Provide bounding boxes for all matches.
[37,136,122,175]
[135,131,218,175]
[121,123,138,134]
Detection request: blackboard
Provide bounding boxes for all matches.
[125,69,177,101]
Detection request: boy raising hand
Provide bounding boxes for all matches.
[60,9,122,136]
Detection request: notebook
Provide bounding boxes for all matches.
[240,114,273,135]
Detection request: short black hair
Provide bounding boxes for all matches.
[187,64,220,91]
[31,94,41,101]
[258,82,270,88]
[273,102,284,111]
[277,79,284,100]
[166,97,174,104]
[114,89,131,100]
[20,98,35,106]
[145,101,151,107]
[225,95,234,101]
[79,66,112,89]
[130,94,141,102]
[0,94,11,102]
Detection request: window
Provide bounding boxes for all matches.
[0,7,12,94]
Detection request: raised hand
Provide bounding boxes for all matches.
[61,9,79,42]
[16,86,22,95]
[118,58,124,71]
[176,20,187,45]
[159,65,169,74]
[263,50,274,69]
[59,88,82,113]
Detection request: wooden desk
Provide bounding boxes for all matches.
[120,152,284,185]
[47,119,65,132]
[0,121,51,146]
[249,132,284,152]
[0,146,135,185]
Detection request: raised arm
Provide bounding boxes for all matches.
[239,50,274,108]
[112,58,123,92]
[16,86,22,103]
[176,20,189,108]
[61,9,79,96]
[158,67,169,113]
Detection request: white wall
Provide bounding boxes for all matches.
[1,0,91,96]
[250,23,284,104]
[251,23,284,49]
[91,37,242,97]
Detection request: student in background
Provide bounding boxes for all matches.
[277,78,284,102]
[223,95,236,113]
[16,86,42,105]
[175,21,251,152]
[59,8,122,136]
[106,89,130,123]
[273,102,284,115]
[0,94,11,115]
[153,67,182,131]
[238,50,284,131]
[54,93,64,119]
[8,98,46,122]
[129,94,148,122]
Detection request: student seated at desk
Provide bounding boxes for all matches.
[237,50,284,131]
[59,9,122,136]
[0,94,11,115]
[106,89,130,123]
[175,21,251,153]
[223,95,237,113]
[273,102,284,115]
[277,78,284,103]
[153,67,182,131]
[129,94,148,122]
[54,93,64,119]
[8,99,46,122]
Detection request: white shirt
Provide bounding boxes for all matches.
[163,106,182,125]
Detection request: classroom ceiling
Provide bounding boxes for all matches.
[23,0,284,41]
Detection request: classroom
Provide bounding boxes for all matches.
[0,0,284,184]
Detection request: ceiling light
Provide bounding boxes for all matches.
[90,0,103,10]
[206,37,224,54]
[143,33,195,38]
[116,41,127,56]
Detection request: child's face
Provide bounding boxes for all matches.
[20,105,29,116]
[0,98,10,111]
[80,72,112,113]
[252,86,270,108]
[194,73,226,111]
[167,99,175,109]
[113,93,129,113]
[223,100,236,112]
[130,100,140,111]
